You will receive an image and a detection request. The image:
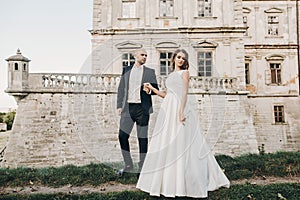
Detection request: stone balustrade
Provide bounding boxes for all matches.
[157,75,238,93]
[16,73,239,94]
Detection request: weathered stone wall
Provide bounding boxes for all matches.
[2,91,262,168]
[248,97,300,153]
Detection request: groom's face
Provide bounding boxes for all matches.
[134,50,148,65]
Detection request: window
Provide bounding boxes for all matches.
[122,53,135,67]
[159,0,174,17]
[197,0,212,17]
[243,16,248,36]
[270,63,281,84]
[122,1,136,18]
[243,7,251,36]
[265,55,284,85]
[198,52,212,76]
[245,62,250,84]
[267,16,279,36]
[14,63,18,71]
[159,51,173,75]
[23,63,27,71]
[274,105,285,123]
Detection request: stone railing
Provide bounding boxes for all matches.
[28,73,121,93]
[158,76,238,93]
[16,73,239,94]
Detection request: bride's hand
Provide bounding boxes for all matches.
[179,112,186,125]
[144,83,154,90]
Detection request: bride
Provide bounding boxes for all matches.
[136,49,230,198]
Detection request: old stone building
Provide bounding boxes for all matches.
[2,0,299,168]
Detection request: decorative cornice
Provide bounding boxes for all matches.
[265,54,285,61]
[192,40,218,48]
[154,41,180,48]
[245,44,298,49]
[243,7,251,14]
[264,7,284,13]
[89,27,247,35]
[115,41,143,49]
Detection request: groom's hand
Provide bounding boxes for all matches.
[143,83,151,94]
[117,108,122,116]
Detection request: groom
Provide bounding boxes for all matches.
[116,49,159,176]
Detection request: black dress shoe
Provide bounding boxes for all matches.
[116,165,133,176]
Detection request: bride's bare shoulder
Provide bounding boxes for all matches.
[181,70,190,79]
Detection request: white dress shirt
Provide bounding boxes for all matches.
[127,65,144,103]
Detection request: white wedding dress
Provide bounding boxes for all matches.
[136,70,230,198]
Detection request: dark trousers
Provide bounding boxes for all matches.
[118,103,149,170]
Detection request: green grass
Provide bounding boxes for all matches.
[0,151,299,188]
[0,163,137,187]
[0,183,299,200]
[216,151,300,180]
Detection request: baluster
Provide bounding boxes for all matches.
[42,75,47,87]
[97,76,103,89]
[77,76,81,87]
[111,76,116,90]
[212,78,216,90]
[224,78,229,89]
[216,78,221,90]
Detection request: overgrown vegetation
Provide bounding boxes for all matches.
[0,111,16,130]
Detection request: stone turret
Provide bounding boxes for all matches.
[5,49,30,102]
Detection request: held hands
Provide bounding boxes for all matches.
[143,83,154,94]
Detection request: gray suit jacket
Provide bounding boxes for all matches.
[117,65,159,114]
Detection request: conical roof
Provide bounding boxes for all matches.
[6,49,31,62]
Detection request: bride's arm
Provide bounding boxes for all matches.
[144,83,166,98]
[179,70,190,123]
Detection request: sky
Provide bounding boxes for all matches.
[0,0,93,111]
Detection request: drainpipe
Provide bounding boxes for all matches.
[297,0,300,94]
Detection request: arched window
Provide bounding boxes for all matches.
[23,63,27,71]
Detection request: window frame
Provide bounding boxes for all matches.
[265,55,284,85]
[197,0,212,17]
[192,41,217,77]
[267,15,279,36]
[121,52,135,68]
[264,8,283,38]
[269,62,281,84]
[242,7,251,37]
[159,0,174,17]
[158,50,174,76]
[197,51,213,77]
[122,0,136,18]
[245,61,250,85]
[14,63,19,71]
[273,105,285,124]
